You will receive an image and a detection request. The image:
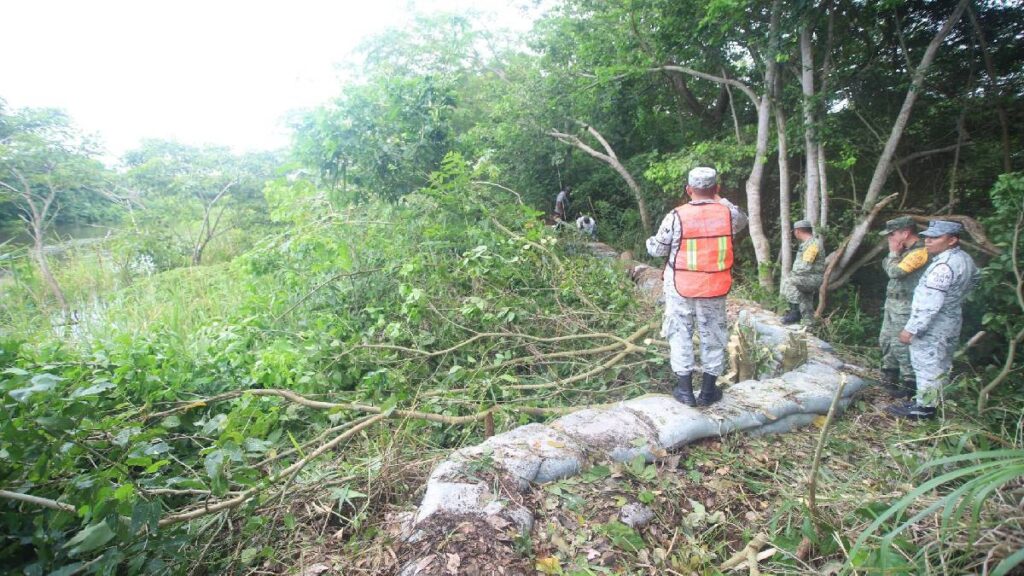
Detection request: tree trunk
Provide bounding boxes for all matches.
[800,26,820,227]
[816,193,899,315]
[967,6,1012,173]
[818,6,834,230]
[859,0,969,211]
[817,144,829,229]
[723,69,744,145]
[743,0,781,290]
[548,122,651,232]
[776,95,793,289]
[4,170,68,311]
[836,0,970,275]
[32,222,67,312]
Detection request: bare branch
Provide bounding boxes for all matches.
[652,65,759,108]
[0,489,77,514]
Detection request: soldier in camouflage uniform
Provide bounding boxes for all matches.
[878,216,929,398]
[780,220,825,325]
[888,220,980,420]
[647,167,748,407]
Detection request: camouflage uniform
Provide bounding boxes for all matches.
[646,198,748,376]
[879,238,928,378]
[905,246,979,407]
[781,235,825,322]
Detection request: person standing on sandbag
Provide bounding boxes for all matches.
[779,220,824,325]
[646,167,747,407]
[888,220,979,420]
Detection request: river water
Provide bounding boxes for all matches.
[0,223,114,256]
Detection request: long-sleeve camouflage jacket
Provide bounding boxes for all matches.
[883,239,929,314]
[789,236,825,289]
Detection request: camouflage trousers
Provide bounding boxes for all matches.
[910,315,962,408]
[879,307,913,378]
[661,291,728,377]
[781,275,821,322]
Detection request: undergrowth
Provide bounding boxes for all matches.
[1,159,1021,575]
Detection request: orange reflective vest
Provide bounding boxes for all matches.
[670,202,734,298]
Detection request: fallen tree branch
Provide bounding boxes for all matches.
[828,240,887,290]
[275,267,389,321]
[489,216,562,267]
[508,322,654,391]
[720,533,769,572]
[471,180,524,205]
[352,330,636,359]
[146,388,497,426]
[158,414,386,527]
[0,489,77,514]
[816,193,899,316]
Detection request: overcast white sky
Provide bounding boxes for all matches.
[1,0,543,163]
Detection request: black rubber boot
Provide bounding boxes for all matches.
[886,401,936,420]
[880,368,899,387]
[696,372,723,407]
[880,369,909,398]
[781,303,801,325]
[672,372,697,407]
[899,378,917,399]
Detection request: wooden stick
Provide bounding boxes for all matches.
[720,533,769,571]
[807,374,848,519]
[0,489,77,514]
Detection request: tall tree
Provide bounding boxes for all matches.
[0,107,106,311]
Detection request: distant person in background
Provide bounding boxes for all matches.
[889,220,979,420]
[646,167,747,407]
[780,220,824,325]
[554,186,571,223]
[576,215,596,238]
[877,216,928,399]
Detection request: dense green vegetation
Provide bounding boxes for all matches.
[2,0,1023,574]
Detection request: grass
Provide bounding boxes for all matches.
[351,386,1023,575]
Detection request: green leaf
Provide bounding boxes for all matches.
[583,465,611,482]
[64,521,116,556]
[240,547,260,565]
[9,373,61,402]
[70,380,115,398]
[35,416,75,432]
[130,501,162,534]
[600,520,644,553]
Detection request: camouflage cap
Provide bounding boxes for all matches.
[687,167,717,189]
[878,216,917,236]
[919,220,964,238]
[793,219,813,230]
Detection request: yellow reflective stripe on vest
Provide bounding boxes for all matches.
[686,238,698,270]
[717,236,727,270]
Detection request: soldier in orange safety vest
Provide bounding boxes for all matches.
[646,167,748,407]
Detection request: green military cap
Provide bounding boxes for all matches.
[878,216,917,235]
[793,220,813,230]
